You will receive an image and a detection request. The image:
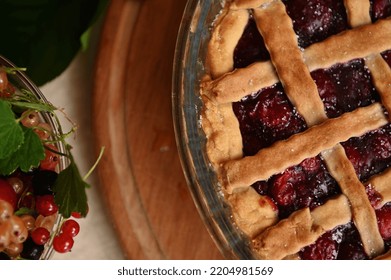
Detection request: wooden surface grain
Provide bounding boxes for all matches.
[92,0,222,259]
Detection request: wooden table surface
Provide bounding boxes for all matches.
[92,0,222,259]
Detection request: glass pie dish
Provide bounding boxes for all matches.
[172,0,254,259]
[0,55,76,260]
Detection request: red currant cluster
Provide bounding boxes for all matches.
[53,219,80,253]
[0,176,82,259]
[1,69,81,259]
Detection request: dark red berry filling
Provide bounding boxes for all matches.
[342,124,391,181]
[376,202,391,244]
[300,222,367,260]
[234,16,270,69]
[311,59,379,118]
[365,183,383,209]
[233,83,306,156]
[382,50,391,68]
[253,157,340,219]
[371,0,391,21]
[283,0,348,48]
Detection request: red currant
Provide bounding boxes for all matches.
[19,192,35,209]
[34,122,52,140]
[0,223,11,250]
[0,179,17,210]
[71,212,82,219]
[61,219,80,238]
[8,216,28,244]
[0,69,8,92]
[35,214,57,232]
[31,227,50,245]
[0,200,13,223]
[35,195,58,217]
[53,234,74,253]
[71,204,89,218]
[20,111,40,128]
[5,242,23,258]
[6,177,25,195]
[20,215,36,231]
[40,145,60,171]
[0,70,15,98]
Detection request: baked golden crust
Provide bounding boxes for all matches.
[201,92,243,167]
[344,0,371,27]
[202,61,278,104]
[201,0,391,259]
[206,8,249,79]
[227,187,278,238]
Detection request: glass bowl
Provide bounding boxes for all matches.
[0,55,68,260]
[172,0,254,259]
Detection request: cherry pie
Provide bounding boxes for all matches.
[201,0,391,259]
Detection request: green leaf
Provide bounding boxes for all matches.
[53,158,89,218]
[0,153,19,176]
[0,100,24,159]
[17,127,46,172]
[0,0,109,85]
[14,207,35,216]
[0,126,45,176]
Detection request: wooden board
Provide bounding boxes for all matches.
[92,0,222,259]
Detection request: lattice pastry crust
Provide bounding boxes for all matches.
[201,0,391,259]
